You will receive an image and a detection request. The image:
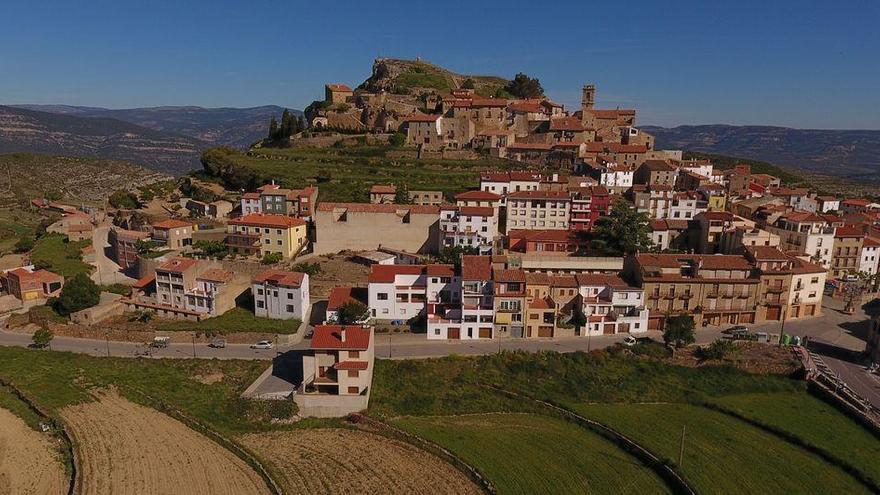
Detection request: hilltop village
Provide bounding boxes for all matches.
[4,59,880,417]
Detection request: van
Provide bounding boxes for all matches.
[149,336,170,348]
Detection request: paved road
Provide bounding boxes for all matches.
[0,295,870,362]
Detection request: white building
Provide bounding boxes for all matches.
[667,192,706,221]
[252,269,309,320]
[439,206,498,254]
[367,265,428,322]
[766,212,835,270]
[576,274,648,336]
[789,257,827,319]
[479,171,542,202]
[458,256,495,339]
[506,190,571,230]
[185,269,233,316]
[816,196,841,213]
[678,159,713,181]
[860,238,880,276]
[425,265,464,340]
[241,192,261,215]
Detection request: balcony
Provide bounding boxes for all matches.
[766,286,788,294]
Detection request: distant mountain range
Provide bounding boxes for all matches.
[0,105,298,175]
[643,125,880,182]
[12,104,290,148]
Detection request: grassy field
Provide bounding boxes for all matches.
[577,402,870,494]
[0,384,45,430]
[31,233,92,277]
[395,413,671,495]
[202,146,522,203]
[156,307,301,335]
[712,392,880,483]
[0,207,42,254]
[0,346,291,435]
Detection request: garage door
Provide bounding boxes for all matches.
[766,306,782,321]
[648,317,662,330]
[806,305,816,316]
[479,327,492,338]
[538,326,553,338]
[448,328,460,340]
[603,324,615,335]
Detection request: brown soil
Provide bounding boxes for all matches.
[5,319,278,344]
[240,428,481,495]
[191,372,225,385]
[61,390,269,495]
[0,407,67,495]
[669,342,800,375]
[300,253,371,298]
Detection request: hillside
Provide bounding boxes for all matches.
[359,58,513,96]
[0,152,169,207]
[12,104,292,148]
[0,106,205,175]
[643,124,880,183]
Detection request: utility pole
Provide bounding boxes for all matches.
[191,334,196,358]
[105,333,110,357]
[778,307,787,346]
[678,425,686,468]
[388,332,392,359]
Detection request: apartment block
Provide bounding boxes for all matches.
[577,273,648,336]
[226,214,308,259]
[765,211,835,270]
[569,186,610,231]
[506,190,571,231]
[493,268,526,338]
[252,269,309,321]
[108,226,151,270]
[439,206,498,254]
[626,253,760,329]
[831,226,865,278]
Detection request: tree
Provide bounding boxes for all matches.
[663,314,696,349]
[504,73,544,99]
[268,116,279,141]
[591,197,653,256]
[389,132,406,147]
[193,240,227,258]
[14,236,35,253]
[32,325,53,349]
[394,183,412,204]
[337,301,369,325]
[135,239,160,254]
[435,246,479,269]
[461,78,475,89]
[280,109,293,139]
[261,252,283,265]
[108,190,140,210]
[55,273,100,315]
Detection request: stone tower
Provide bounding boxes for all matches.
[581,84,596,112]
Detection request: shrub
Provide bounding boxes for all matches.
[108,189,140,210]
[293,262,322,276]
[697,339,737,361]
[55,273,100,315]
[32,326,54,348]
[14,236,35,253]
[261,252,283,265]
[663,314,695,348]
[337,301,369,325]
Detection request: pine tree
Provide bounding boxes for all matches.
[591,197,653,255]
[268,116,279,141]
[280,108,293,138]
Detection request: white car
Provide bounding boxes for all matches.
[250,340,273,350]
[622,336,637,347]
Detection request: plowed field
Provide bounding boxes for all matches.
[0,407,66,495]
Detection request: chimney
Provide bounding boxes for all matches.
[340,327,346,342]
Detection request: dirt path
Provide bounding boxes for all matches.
[0,407,66,495]
[240,428,481,495]
[61,390,269,495]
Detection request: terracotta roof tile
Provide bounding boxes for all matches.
[252,269,306,287]
[310,325,371,350]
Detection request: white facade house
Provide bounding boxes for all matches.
[576,274,648,336]
[241,192,262,215]
[479,171,542,203]
[185,269,233,316]
[439,206,498,254]
[367,265,428,322]
[459,256,495,340]
[788,258,827,319]
[667,193,706,221]
[766,212,835,270]
[252,269,309,321]
[817,197,841,213]
[425,266,464,340]
[506,190,571,230]
[860,238,880,276]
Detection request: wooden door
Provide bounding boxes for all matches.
[538,326,553,338]
[448,327,460,340]
[766,306,782,321]
[478,327,492,338]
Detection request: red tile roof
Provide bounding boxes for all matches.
[370,184,396,194]
[131,274,155,289]
[835,226,865,238]
[461,255,492,280]
[156,257,199,273]
[549,117,586,132]
[402,113,440,123]
[310,325,371,351]
[368,264,425,284]
[493,268,525,282]
[470,98,508,108]
[507,142,553,151]
[152,219,192,230]
[326,83,352,92]
[327,286,367,312]
[198,268,232,283]
[455,190,502,201]
[229,214,307,228]
[426,264,455,277]
[508,229,576,243]
[507,190,570,200]
[252,269,306,287]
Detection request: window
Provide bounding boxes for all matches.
[377,293,388,300]
[434,328,440,335]
[257,289,264,295]
[287,293,293,299]
[256,301,264,308]
[347,370,359,378]
[286,305,294,312]
[350,351,360,358]
[347,387,359,394]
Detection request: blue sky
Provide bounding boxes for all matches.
[2,0,878,129]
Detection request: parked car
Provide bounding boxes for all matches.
[208,338,226,349]
[250,340,273,350]
[149,336,170,348]
[723,325,748,336]
[622,336,637,347]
